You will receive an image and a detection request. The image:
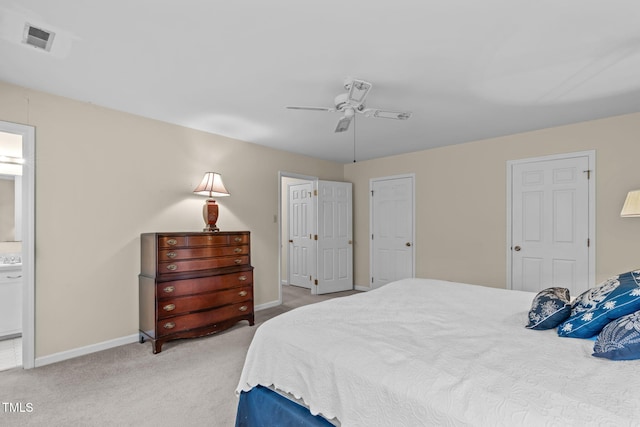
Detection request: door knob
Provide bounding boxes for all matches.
[406,242,412,247]
[514,245,521,251]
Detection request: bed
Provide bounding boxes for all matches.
[235,277,640,426]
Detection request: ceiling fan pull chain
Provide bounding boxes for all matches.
[353,115,357,163]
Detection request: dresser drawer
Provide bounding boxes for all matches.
[156,302,252,336]
[158,286,252,319]
[158,245,248,261]
[158,233,248,249]
[158,255,249,275]
[158,270,252,298]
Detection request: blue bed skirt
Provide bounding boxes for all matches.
[235,385,334,427]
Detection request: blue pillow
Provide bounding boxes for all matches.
[593,310,640,360]
[558,270,640,338]
[526,287,571,330]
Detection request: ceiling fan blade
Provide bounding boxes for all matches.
[347,79,372,105]
[364,109,412,120]
[334,116,352,133]
[286,106,335,112]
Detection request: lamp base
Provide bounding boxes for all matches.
[202,199,221,232]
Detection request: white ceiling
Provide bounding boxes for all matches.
[1,1,640,163]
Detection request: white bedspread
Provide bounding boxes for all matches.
[236,278,640,426]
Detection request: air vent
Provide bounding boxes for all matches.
[22,23,55,52]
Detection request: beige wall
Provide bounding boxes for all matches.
[345,113,640,289]
[0,81,344,358]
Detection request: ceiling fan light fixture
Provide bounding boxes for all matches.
[286,78,411,133]
[344,108,355,118]
[334,93,349,110]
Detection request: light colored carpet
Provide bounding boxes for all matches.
[0,285,360,427]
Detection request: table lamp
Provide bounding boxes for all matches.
[193,172,230,232]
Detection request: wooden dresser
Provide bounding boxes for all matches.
[138,231,254,353]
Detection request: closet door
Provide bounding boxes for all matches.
[370,175,415,289]
[315,180,353,294]
[510,154,591,296]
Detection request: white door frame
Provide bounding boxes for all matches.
[0,120,35,369]
[369,173,416,288]
[506,150,596,290]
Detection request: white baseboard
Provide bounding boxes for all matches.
[255,299,281,311]
[34,301,280,367]
[34,285,366,367]
[34,333,140,367]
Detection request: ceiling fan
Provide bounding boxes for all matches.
[286,78,412,133]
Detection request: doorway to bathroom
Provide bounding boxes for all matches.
[0,121,35,370]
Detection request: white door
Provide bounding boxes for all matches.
[315,180,353,294]
[288,182,314,289]
[371,175,415,288]
[510,155,591,296]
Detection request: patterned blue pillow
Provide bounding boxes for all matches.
[593,310,640,360]
[526,287,571,330]
[558,270,640,338]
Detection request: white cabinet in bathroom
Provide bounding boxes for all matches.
[0,266,22,339]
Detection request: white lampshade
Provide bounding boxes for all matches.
[193,172,230,232]
[193,172,230,198]
[620,190,640,217]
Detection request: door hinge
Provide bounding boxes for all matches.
[587,238,590,247]
[371,190,374,196]
[314,279,318,285]
[314,189,318,196]
[371,234,374,240]
[583,169,591,179]
[371,277,374,283]
[314,234,318,240]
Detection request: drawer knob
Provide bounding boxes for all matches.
[234,259,242,264]
[239,305,248,312]
[238,290,248,297]
[167,239,178,246]
[163,304,176,312]
[238,275,247,281]
[234,247,242,254]
[166,264,178,271]
[163,285,175,293]
[163,322,176,329]
[234,237,242,242]
[166,251,177,259]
